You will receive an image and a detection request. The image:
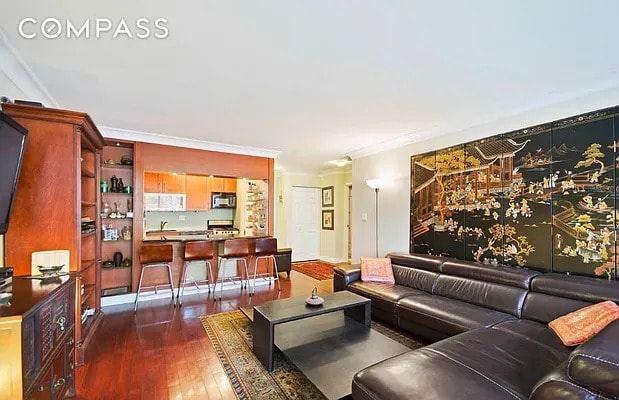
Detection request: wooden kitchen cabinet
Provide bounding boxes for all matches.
[209,177,237,193]
[162,173,186,193]
[144,171,161,193]
[223,178,237,193]
[144,172,186,193]
[186,174,209,210]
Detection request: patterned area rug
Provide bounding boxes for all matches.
[200,310,424,400]
[291,261,335,280]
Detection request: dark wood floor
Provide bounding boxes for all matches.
[74,271,335,399]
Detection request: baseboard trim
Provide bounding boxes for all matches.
[101,278,274,307]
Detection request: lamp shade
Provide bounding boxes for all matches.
[365,179,383,189]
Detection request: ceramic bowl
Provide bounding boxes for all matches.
[37,265,64,275]
[305,296,324,306]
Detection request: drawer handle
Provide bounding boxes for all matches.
[37,385,45,392]
[70,362,74,371]
[53,378,65,391]
[67,337,74,346]
[56,316,66,332]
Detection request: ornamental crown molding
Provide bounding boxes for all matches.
[99,126,281,159]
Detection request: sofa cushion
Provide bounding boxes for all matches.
[549,300,619,346]
[360,257,395,283]
[433,274,528,317]
[348,282,426,313]
[392,264,438,292]
[352,347,521,400]
[353,328,568,400]
[441,259,540,289]
[397,295,515,336]
[531,273,619,304]
[568,320,619,398]
[387,252,445,272]
[522,292,593,324]
[492,320,570,360]
[529,361,608,400]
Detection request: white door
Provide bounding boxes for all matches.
[290,187,321,261]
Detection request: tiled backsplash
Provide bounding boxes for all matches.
[145,209,234,231]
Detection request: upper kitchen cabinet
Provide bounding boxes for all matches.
[210,176,237,193]
[186,174,209,210]
[144,171,186,193]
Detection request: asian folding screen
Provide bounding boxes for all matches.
[410,106,617,279]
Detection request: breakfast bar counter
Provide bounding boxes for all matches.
[136,235,280,297]
[142,234,270,242]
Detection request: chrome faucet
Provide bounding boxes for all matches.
[160,221,168,231]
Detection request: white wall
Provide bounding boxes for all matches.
[352,87,619,263]
[319,171,352,263]
[275,170,351,262]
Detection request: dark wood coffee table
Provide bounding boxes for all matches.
[252,291,410,399]
[253,291,370,372]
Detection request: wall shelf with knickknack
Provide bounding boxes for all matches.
[100,141,135,297]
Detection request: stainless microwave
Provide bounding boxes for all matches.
[212,192,236,208]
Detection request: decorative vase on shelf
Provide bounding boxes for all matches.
[102,202,111,218]
[118,178,125,193]
[110,175,119,192]
[113,252,123,268]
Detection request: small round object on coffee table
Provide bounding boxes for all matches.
[305,296,324,306]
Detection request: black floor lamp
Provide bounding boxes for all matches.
[365,179,383,257]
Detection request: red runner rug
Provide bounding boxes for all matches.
[291,261,335,280]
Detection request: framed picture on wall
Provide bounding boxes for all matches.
[322,210,334,230]
[322,186,334,207]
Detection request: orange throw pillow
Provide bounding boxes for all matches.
[360,257,395,284]
[548,300,619,346]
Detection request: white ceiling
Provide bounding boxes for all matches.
[2,1,619,172]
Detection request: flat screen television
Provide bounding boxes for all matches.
[0,110,28,234]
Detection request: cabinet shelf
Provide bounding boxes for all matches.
[101,163,133,170]
[81,201,96,207]
[101,192,132,196]
[102,217,133,220]
[102,239,132,242]
[80,309,102,337]
[81,231,96,238]
[81,284,96,305]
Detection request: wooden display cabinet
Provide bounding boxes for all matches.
[0,276,76,400]
[100,141,135,297]
[2,104,105,366]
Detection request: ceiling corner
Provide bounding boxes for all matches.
[0,28,59,107]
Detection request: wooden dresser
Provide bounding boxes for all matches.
[0,276,76,400]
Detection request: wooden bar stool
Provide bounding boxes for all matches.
[215,239,250,300]
[134,244,175,312]
[249,237,281,295]
[178,241,214,306]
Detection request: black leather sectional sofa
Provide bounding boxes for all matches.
[333,253,619,400]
